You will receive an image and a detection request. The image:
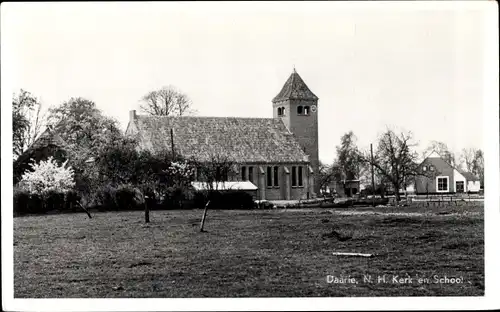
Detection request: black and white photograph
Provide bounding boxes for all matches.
[1,1,499,311]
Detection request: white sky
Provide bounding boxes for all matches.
[2,2,490,163]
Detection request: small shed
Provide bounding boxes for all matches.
[330,180,361,197]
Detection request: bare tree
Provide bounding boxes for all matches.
[140,85,196,117]
[12,89,46,158]
[424,140,457,168]
[334,131,366,197]
[460,148,477,173]
[472,149,484,188]
[317,161,336,194]
[336,131,363,181]
[190,152,236,232]
[360,129,424,202]
[458,148,483,188]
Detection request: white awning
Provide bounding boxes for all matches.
[191,181,258,191]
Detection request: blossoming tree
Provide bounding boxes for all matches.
[19,157,78,213]
[20,157,75,195]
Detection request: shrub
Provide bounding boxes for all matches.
[94,185,118,210]
[222,191,254,209]
[65,191,81,212]
[44,191,66,212]
[193,191,207,209]
[254,200,274,209]
[115,184,140,210]
[194,190,254,209]
[160,186,187,209]
[92,184,145,211]
[13,187,33,215]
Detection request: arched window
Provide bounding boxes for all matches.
[273,166,279,187]
[267,167,273,187]
[297,106,303,115]
[277,107,282,116]
[241,166,247,181]
[304,106,310,115]
[282,107,286,116]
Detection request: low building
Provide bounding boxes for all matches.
[460,172,481,193]
[413,151,481,194]
[191,181,258,200]
[329,180,361,197]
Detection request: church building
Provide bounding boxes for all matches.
[126,69,320,200]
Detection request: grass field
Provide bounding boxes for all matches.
[14,203,484,297]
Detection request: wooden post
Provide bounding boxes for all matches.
[145,194,150,223]
[76,201,92,219]
[370,143,376,207]
[170,128,175,160]
[200,200,210,232]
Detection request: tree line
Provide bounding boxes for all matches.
[13,86,485,212]
[318,130,484,201]
[12,86,195,159]
[12,86,226,218]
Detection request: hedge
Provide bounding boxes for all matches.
[193,190,255,209]
[15,184,251,215]
[13,188,80,216]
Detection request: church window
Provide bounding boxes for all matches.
[273,166,279,187]
[267,167,273,187]
[298,166,303,187]
[282,107,286,116]
[241,166,247,181]
[304,106,310,115]
[248,166,254,183]
[297,106,303,115]
[277,107,282,116]
[292,166,297,186]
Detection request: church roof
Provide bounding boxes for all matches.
[273,69,319,102]
[129,115,310,163]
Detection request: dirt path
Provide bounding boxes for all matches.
[275,208,482,217]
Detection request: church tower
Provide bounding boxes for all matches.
[272,69,320,195]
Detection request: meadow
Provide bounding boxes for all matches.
[14,203,484,297]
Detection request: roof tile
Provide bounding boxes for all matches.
[131,115,310,163]
[273,70,318,102]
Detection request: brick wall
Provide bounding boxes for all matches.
[272,98,319,196]
[414,158,455,194]
[237,163,312,200]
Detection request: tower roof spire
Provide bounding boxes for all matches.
[273,69,318,102]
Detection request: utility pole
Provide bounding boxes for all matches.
[370,143,376,207]
[170,128,175,160]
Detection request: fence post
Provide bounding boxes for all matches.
[200,200,210,232]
